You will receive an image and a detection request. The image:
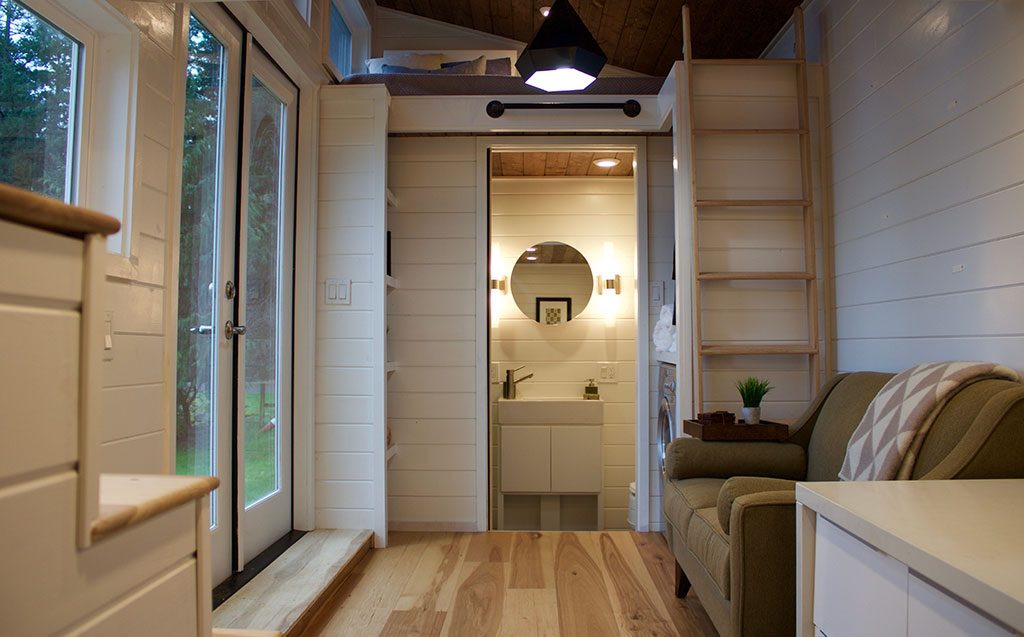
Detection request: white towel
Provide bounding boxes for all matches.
[653,304,677,353]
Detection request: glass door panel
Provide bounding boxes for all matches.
[242,77,284,508]
[175,9,240,585]
[237,44,296,561]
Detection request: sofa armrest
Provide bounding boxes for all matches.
[664,438,807,481]
[729,490,799,637]
[718,477,797,533]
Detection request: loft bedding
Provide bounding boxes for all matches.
[344,51,664,96]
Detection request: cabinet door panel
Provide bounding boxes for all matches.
[501,426,550,492]
[908,574,1012,637]
[813,517,908,637]
[550,426,602,493]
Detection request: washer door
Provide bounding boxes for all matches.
[658,396,674,472]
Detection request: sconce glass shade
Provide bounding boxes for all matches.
[515,0,607,93]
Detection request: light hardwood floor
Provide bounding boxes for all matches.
[312,531,718,636]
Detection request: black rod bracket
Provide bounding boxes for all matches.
[486,99,641,119]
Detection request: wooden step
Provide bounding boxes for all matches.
[698,271,814,281]
[213,529,373,637]
[700,344,818,356]
[692,128,807,136]
[691,58,804,66]
[696,199,811,207]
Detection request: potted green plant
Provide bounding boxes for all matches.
[736,377,772,424]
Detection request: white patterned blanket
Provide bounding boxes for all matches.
[839,361,1020,481]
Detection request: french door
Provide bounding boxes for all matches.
[174,6,297,585]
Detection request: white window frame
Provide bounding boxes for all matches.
[322,0,369,80]
[22,0,139,257]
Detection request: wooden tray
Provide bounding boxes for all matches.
[683,419,789,442]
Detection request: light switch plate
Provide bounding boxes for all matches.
[649,281,664,307]
[325,278,351,305]
[102,311,115,361]
[598,362,618,383]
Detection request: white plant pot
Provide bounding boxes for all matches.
[742,407,761,425]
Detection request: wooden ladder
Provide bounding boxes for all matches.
[682,6,820,412]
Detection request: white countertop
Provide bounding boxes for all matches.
[797,480,1024,631]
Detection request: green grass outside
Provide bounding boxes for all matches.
[175,390,279,508]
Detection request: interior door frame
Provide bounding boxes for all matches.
[235,36,299,567]
[474,136,651,532]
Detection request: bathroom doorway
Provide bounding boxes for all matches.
[481,139,650,532]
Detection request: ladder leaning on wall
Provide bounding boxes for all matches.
[681,6,821,413]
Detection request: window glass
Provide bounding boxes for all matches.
[0,0,80,201]
[328,1,352,75]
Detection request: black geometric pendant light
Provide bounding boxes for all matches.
[515,0,608,92]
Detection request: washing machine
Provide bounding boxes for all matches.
[657,362,679,473]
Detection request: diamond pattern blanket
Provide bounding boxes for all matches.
[839,361,1020,481]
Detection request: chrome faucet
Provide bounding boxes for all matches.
[502,366,533,399]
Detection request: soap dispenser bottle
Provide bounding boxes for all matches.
[584,379,600,400]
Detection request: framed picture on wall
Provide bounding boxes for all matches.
[536,297,572,325]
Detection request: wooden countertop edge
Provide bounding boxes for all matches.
[90,474,220,541]
[0,183,120,237]
[212,630,284,637]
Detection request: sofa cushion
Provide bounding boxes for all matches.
[664,478,725,539]
[686,507,731,599]
[717,477,796,533]
[805,372,893,481]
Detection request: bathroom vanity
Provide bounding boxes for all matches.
[496,398,604,530]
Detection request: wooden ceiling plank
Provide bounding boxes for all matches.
[614,0,658,70]
[491,152,503,176]
[470,0,494,34]
[653,14,684,76]
[489,0,515,39]
[523,152,546,176]
[608,152,634,176]
[632,0,680,75]
[504,152,525,176]
[566,152,591,176]
[512,0,536,45]
[545,152,570,176]
[596,0,631,67]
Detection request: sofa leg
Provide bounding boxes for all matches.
[675,562,691,598]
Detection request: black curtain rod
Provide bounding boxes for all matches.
[486,99,641,119]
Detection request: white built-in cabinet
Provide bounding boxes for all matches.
[797,481,1021,637]
[0,191,217,636]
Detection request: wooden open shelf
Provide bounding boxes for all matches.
[700,344,819,356]
[698,271,814,281]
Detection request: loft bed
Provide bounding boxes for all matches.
[340,49,666,96]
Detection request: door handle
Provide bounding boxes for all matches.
[190,325,213,335]
[224,320,247,340]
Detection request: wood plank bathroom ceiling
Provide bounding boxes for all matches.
[375,0,803,75]
[492,151,634,177]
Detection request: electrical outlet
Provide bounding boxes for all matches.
[952,264,965,274]
[599,363,618,382]
[607,364,617,381]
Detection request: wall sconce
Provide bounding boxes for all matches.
[598,273,621,295]
[491,243,505,329]
[490,276,508,293]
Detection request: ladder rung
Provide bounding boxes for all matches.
[698,271,814,281]
[690,58,804,66]
[693,128,808,136]
[696,199,811,207]
[700,344,818,356]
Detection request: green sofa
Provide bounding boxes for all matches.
[662,371,1024,637]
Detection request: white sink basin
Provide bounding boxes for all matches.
[497,398,603,425]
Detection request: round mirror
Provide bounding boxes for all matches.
[510,242,594,325]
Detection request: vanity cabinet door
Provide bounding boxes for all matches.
[550,426,602,493]
[501,426,550,492]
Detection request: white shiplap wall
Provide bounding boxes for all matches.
[805,0,1024,372]
[491,176,637,530]
[315,86,389,543]
[647,136,674,531]
[386,137,479,530]
[97,1,184,474]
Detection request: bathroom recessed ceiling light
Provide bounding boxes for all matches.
[539,6,551,16]
[593,157,620,168]
[526,255,538,261]
[526,246,538,252]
